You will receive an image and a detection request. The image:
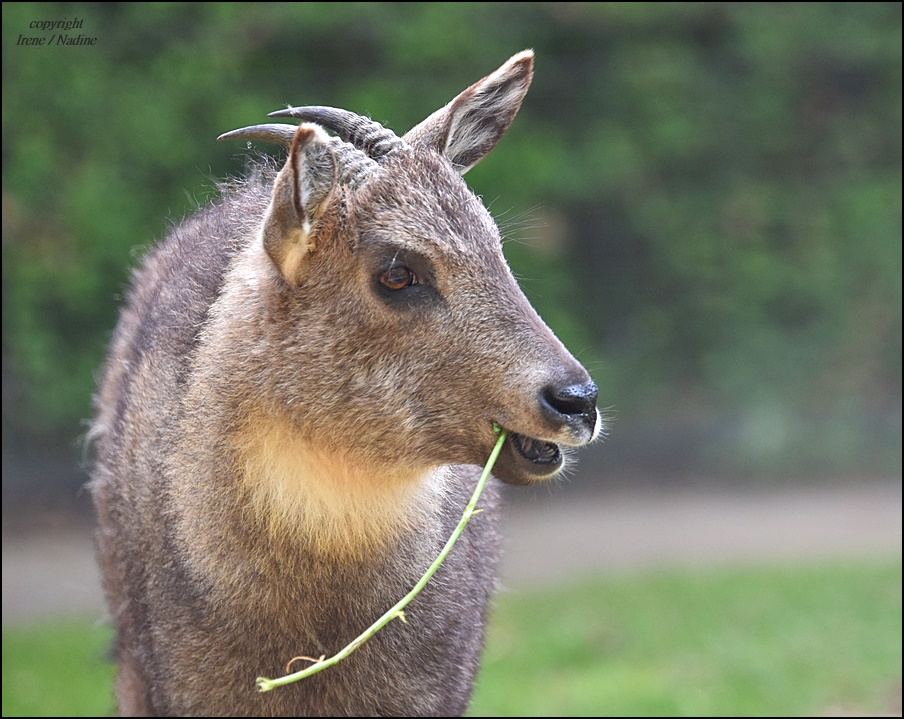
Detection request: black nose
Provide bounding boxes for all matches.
[541,381,598,423]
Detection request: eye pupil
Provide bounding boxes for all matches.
[380,266,416,290]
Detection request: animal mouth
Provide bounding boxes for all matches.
[509,432,562,466]
[489,429,565,486]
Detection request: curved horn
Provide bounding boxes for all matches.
[219,120,380,187]
[268,106,405,159]
[217,123,297,148]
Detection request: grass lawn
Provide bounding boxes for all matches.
[3,560,900,716]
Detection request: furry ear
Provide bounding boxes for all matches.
[403,50,534,174]
[262,124,335,284]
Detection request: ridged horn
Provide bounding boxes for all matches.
[268,106,405,159]
[217,123,298,147]
[219,121,380,188]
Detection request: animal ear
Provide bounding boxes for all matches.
[403,50,534,175]
[262,123,335,284]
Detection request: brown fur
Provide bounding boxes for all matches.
[90,51,599,716]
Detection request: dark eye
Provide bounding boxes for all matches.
[379,266,418,291]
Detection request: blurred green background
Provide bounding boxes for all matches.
[2,3,901,504]
[3,562,901,716]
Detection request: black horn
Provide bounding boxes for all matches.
[219,121,379,187]
[269,106,405,159]
[217,123,298,148]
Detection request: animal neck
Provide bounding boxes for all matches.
[233,412,445,561]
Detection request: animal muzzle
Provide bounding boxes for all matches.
[540,380,600,441]
[494,378,600,486]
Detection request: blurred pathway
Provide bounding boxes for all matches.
[3,480,901,621]
[499,479,902,587]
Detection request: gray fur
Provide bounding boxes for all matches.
[90,50,599,717]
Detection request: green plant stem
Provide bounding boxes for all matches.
[256,426,509,692]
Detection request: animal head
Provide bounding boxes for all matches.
[220,51,600,489]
